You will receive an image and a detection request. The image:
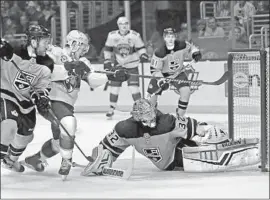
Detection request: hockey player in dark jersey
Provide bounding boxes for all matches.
[0,25,53,172]
[147,28,202,117]
[81,98,260,175]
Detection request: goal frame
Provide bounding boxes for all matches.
[227,49,269,172]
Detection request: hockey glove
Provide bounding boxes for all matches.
[157,78,170,91]
[139,53,149,63]
[0,39,13,61]
[192,50,202,62]
[104,61,113,71]
[31,92,51,114]
[64,61,90,77]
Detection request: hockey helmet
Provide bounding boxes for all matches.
[131,98,157,128]
[26,25,51,40]
[117,16,129,25]
[163,27,177,37]
[66,30,89,54]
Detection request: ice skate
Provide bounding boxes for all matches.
[106,106,115,119]
[58,158,72,181]
[2,155,25,172]
[21,152,48,172]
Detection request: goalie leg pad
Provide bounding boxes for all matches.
[182,138,260,172]
[81,144,113,176]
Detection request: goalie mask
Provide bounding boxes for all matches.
[131,98,157,128]
[66,30,90,59]
[163,28,177,49]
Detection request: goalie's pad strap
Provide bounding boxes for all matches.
[182,138,260,172]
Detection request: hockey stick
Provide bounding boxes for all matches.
[75,146,135,180]
[9,60,94,162]
[96,69,228,87]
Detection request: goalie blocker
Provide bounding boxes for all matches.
[182,138,260,172]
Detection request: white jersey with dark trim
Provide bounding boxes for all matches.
[104,30,146,68]
[46,45,92,106]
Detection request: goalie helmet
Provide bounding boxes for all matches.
[131,98,157,128]
[66,30,90,56]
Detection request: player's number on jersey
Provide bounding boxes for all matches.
[177,117,187,131]
[107,130,120,144]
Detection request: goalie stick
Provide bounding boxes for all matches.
[7,59,94,163]
[74,146,135,180]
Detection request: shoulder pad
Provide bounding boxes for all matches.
[114,118,139,139]
[109,30,118,35]
[174,40,187,51]
[154,44,167,58]
[130,30,139,36]
[36,55,54,72]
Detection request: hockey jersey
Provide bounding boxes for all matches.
[46,45,92,106]
[150,40,198,76]
[104,30,146,68]
[100,110,198,170]
[0,46,53,114]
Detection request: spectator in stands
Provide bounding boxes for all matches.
[217,1,231,17]
[9,1,23,25]
[17,13,29,34]
[204,17,225,37]
[41,1,56,29]
[25,1,46,28]
[178,23,188,41]
[232,16,246,36]
[255,1,269,14]
[227,26,249,48]
[196,19,206,37]
[1,1,11,19]
[234,1,256,24]
[3,17,17,36]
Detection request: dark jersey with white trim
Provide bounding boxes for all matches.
[100,110,198,170]
[150,40,198,76]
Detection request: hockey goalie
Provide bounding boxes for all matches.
[81,98,260,176]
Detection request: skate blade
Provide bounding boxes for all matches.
[61,175,68,181]
[20,160,44,172]
[2,162,25,173]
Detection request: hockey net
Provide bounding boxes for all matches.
[227,49,269,172]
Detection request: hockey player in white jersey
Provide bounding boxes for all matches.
[0,25,53,172]
[81,98,260,175]
[147,28,202,117]
[22,30,130,180]
[104,16,149,118]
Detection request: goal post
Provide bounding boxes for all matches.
[227,49,269,172]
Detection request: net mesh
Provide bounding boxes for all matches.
[230,50,269,171]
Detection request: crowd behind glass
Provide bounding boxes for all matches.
[1,0,269,61]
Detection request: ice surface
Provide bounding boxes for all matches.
[1,113,269,198]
